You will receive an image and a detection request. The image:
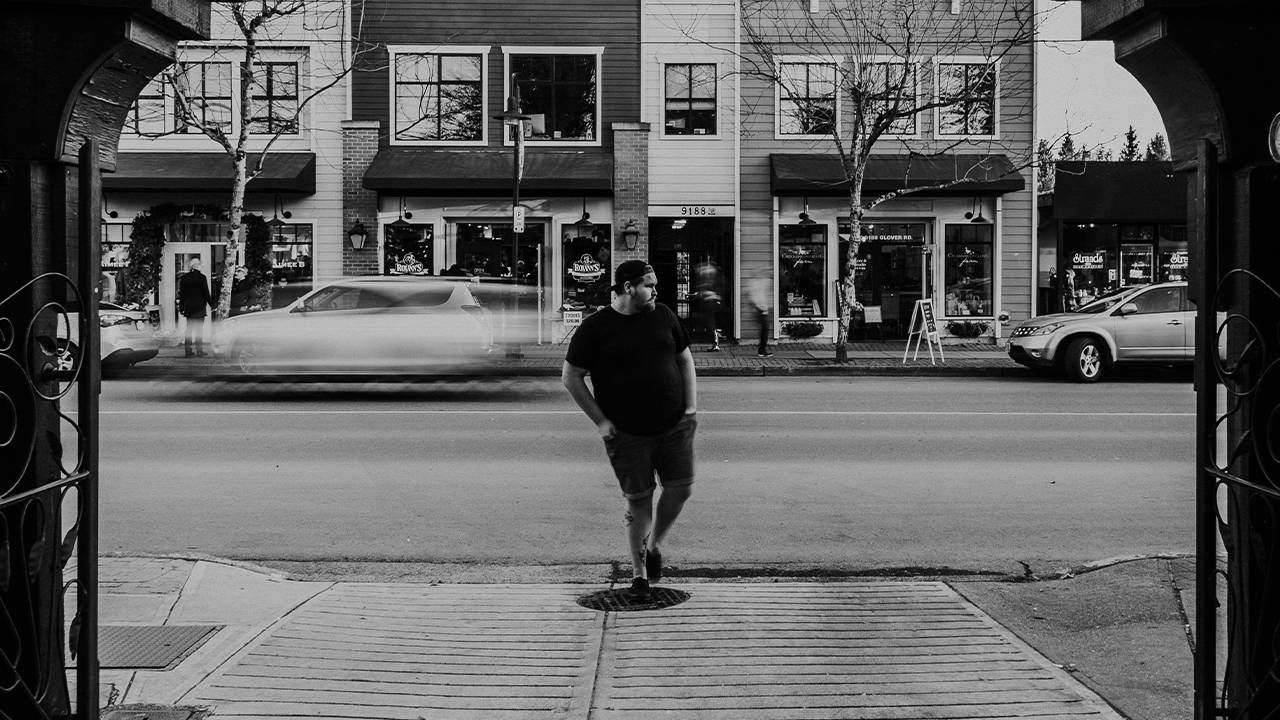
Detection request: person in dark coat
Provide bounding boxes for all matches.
[178,258,212,356]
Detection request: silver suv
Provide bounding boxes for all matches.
[1008,281,1193,382]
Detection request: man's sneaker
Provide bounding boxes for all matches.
[645,547,663,582]
[629,577,651,601]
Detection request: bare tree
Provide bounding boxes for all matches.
[132,0,374,319]
[710,0,1039,359]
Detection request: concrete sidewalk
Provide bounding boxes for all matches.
[83,555,1195,719]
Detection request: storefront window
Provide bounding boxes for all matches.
[383,223,434,275]
[779,224,827,317]
[101,224,132,304]
[1158,225,1189,281]
[1062,223,1117,303]
[943,224,993,316]
[269,224,313,307]
[561,227,612,313]
[454,222,544,283]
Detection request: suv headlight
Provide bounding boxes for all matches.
[1025,322,1065,336]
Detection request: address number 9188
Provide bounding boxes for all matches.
[680,206,717,216]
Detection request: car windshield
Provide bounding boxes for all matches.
[1074,287,1143,314]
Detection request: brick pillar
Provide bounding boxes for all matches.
[611,122,650,268]
[342,120,381,276]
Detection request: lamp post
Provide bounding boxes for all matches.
[494,73,530,357]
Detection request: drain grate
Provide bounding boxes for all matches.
[93,625,220,669]
[577,586,690,612]
[101,709,200,720]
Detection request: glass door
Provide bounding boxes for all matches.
[161,243,213,334]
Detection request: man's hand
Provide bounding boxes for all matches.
[596,419,618,440]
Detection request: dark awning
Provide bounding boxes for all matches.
[363,148,613,196]
[103,152,316,194]
[771,153,1025,196]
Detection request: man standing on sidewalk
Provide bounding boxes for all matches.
[178,258,212,357]
[562,260,698,600]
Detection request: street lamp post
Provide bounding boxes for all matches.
[494,73,530,358]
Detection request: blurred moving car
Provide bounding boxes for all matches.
[53,301,161,372]
[1008,281,1198,382]
[211,276,536,376]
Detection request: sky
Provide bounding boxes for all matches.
[1035,0,1168,154]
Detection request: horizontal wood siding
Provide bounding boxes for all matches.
[353,0,640,150]
[644,1,737,208]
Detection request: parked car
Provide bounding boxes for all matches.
[210,276,534,376]
[52,301,160,373]
[1008,281,1199,382]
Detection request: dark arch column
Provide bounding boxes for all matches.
[0,3,207,717]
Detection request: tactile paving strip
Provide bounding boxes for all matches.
[97,625,220,669]
[577,586,691,612]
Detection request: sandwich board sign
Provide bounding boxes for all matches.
[903,298,945,364]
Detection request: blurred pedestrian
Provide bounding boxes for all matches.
[562,260,698,601]
[747,273,772,357]
[178,258,212,357]
[1061,267,1078,312]
[693,258,724,350]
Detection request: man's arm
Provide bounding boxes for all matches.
[677,347,697,415]
[562,361,616,438]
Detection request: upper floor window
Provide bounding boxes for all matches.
[936,61,996,137]
[865,61,917,136]
[511,53,598,142]
[778,61,836,136]
[664,63,717,136]
[174,61,233,134]
[393,52,484,142]
[131,76,168,135]
[250,62,299,135]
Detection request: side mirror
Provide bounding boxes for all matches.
[1116,303,1139,316]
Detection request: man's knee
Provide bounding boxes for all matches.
[661,483,692,503]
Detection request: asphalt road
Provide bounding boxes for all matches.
[90,376,1194,577]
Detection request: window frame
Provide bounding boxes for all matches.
[388,45,489,147]
[933,56,1000,140]
[775,56,841,140]
[861,57,920,140]
[661,62,719,139]
[249,61,301,136]
[502,46,604,148]
[173,60,234,135]
[942,222,996,319]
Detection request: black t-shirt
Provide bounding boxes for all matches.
[565,303,690,436]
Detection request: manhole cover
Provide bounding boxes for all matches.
[577,586,690,612]
[92,625,219,669]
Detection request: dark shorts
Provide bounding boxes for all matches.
[603,414,697,500]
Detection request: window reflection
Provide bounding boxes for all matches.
[778,224,827,316]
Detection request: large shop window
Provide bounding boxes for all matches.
[561,226,612,314]
[779,224,828,317]
[778,62,836,136]
[943,224,993,317]
[383,223,434,275]
[1061,223,1188,302]
[173,61,233,134]
[664,64,717,136]
[454,222,543,283]
[394,53,484,142]
[269,224,313,307]
[511,54,598,141]
[936,61,996,137]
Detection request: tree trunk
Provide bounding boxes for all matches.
[834,161,866,364]
[215,20,256,321]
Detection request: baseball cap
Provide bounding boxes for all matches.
[613,260,654,291]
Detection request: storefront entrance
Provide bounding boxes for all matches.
[160,242,216,335]
[840,222,930,339]
[650,217,735,342]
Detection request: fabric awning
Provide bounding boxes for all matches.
[103,152,316,194]
[363,148,613,196]
[770,153,1025,196]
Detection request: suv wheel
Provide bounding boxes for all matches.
[1064,337,1107,383]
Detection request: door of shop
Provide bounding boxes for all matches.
[842,222,930,339]
[650,217,735,342]
[453,221,548,343]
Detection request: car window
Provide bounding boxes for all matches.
[398,286,457,308]
[1127,287,1182,314]
[303,286,371,312]
[1076,289,1133,314]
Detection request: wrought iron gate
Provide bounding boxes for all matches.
[1194,141,1280,718]
[1,141,101,719]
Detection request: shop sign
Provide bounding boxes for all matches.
[1168,250,1189,269]
[568,253,605,283]
[392,253,427,275]
[563,310,583,327]
[1072,251,1106,269]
